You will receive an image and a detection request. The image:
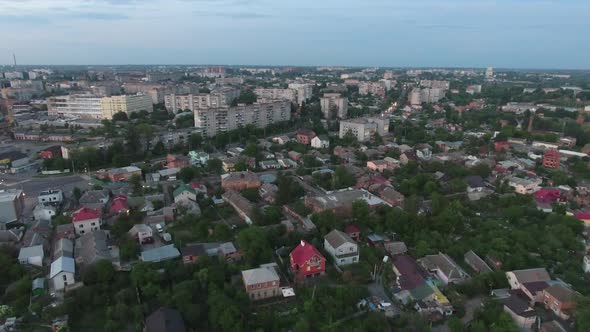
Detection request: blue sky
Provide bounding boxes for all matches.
[0,0,588,68]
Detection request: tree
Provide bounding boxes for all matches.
[207,158,223,174]
[72,187,82,202]
[111,112,128,122]
[189,133,202,150]
[237,227,272,265]
[276,176,304,205]
[178,167,196,183]
[352,199,370,224]
[129,174,143,196]
[152,141,167,156]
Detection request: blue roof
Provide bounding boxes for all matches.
[141,244,180,263]
[50,256,75,278]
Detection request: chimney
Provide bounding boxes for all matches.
[300,240,305,247]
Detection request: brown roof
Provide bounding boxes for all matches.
[510,268,551,284]
[544,284,575,303]
[464,250,493,273]
[324,229,355,248]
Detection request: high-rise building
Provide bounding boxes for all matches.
[339,117,389,142]
[320,93,348,119]
[254,88,297,102]
[410,89,422,105]
[485,67,494,78]
[195,100,291,137]
[47,94,153,119]
[165,88,240,113]
[288,83,314,105]
[101,94,153,119]
[359,81,387,97]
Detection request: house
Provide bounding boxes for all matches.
[158,167,180,181]
[507,177,542,195]
[418,253,470,285]
[506,268,551,290]
[0,228,23,246]
[222,190,254,225]
[584,255,590,273]
[399,151,418,165]
[189,182,208,196]
[75,230,112,267]
[180,244,206,265]
[494,141,511,152]
[18,245,44,267]
[370,184,405,207]
[33,204,56,221]
[497,290,537,330]
[344,224,361,242]
[32,277,46,297]
[173,184,197,205]
[464,176,485,193]
[367,160,389,172]
[221,171,262,191]
[109,194,129,214]
[71,207,101,235]
[542,284,576,319]
[305,189,390,217]
[53,238,74,259]
[384,241,408,256]
[166,154,190,169]
[38,190,64,205]
[79,189,110,210]
[543,149,561,169]
[324,229,359,266]
[218,242,242,261]
[49,256,75,291]
[290,240,326,283]
[288,151,303,161]
[464,250,492,274]
[506,268,551,302]
[242,264,281,301]
[38,145,69,159]
[540,320,567,332]
[311,135,330,149]
[272,135,290,145]
[0,189,25,229]
[144,307,186,332]
[259,183,278,204]
[99,166,142,182]
[296,128,316,145]
[22,219,52,250]
[140,244,180,263]
[188,151,209,166]
[259,160,281,170]
[128,224,154,244]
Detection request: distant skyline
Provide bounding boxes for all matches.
[1,0,589,69]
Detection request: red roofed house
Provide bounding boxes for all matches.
[72,207,101,236]
[534,189,564,204]
[296,128,316,145]
[543,149,560,170]
[345,224,361,242]
[109,194,129,215]
[290,240,326,283]
[494,141,511,152]
[573,212,590,227]
[166,154,190,169]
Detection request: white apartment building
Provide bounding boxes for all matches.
[47,94,152,119]
[410,88,446,105]
[359,81,387,97]
[420,80,450,90]
[195,100,291,137]
[165,93,226,112]
[288,83,314,105]
[320,93,348,119]
[254,88,297,103]
[47,95,103,119]
[339,117,389,142]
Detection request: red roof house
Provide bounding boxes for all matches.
[534,189,564,204]
[296,128,316,145]
[109,194,129,214]
[72,207,102,235]
[290,240,326,283]
[345,224,361,242]
[494,141,511,152]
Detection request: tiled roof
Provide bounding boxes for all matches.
[290,240,324,266]
[72,207,100,222]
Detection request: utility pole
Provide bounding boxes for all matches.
[12,53,16,68]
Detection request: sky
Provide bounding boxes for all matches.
[0,0,588,69]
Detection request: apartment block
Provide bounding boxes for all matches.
[165,88,240,113]
[288,83,314,105]
[359,81,386,97]
[320,93,348,119]
[101,94,153,119]
[195,100,291,137]
[254,88,296,102]
[339,117,389,142]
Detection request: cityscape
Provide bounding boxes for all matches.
[1,1,590,332]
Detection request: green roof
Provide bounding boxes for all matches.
[410,283,435,300]
[173,184,196,198]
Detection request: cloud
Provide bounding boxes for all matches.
[68,12,129,20]
[194,10,272,19]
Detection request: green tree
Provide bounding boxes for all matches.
[178,167,196,183]
[207,158,223,174]
[111,111,128,121]
[129,174,143,196]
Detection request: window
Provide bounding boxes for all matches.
[79,224,84,228]
[63,275,67,281]
[91,222,96,226]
